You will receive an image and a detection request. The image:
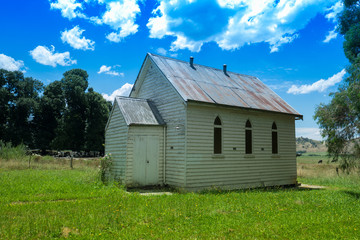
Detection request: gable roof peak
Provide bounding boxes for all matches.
[145,53,302,118]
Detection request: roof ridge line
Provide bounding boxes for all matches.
[149,52,254,77]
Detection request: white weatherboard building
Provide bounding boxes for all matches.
[105,53,303,191]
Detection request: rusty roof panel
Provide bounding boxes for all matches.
[149,53,301,117]
[171,77,215,103]
[197,82,249,107]
[116,97,165,126]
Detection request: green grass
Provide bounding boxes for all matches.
[1,158,360,239]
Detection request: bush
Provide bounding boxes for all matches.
[0,141,27,161]
[99,153,113,183]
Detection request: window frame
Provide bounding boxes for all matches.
[245,120,252,155]
[213,116,223,155]
[272,122,278,154]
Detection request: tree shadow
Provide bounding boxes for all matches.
[343,190,360,200]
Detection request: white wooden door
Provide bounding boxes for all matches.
[133,135,159,185]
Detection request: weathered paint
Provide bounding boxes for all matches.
[130,58,187,187]
[148,53,302,118]
[106,53,300,191]
[185,102,297,190]
[105,100,164,185]
[116,97,164,126]
[105,102,128,183]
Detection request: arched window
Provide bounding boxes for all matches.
[214,116,222,154]
[245,120,252,154]
[272,122,278,154]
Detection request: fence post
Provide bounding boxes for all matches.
[70,152,73,169]
[28,153,32,169]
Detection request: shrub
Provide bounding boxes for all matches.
[99,153,113,183]
[0,141,27,161]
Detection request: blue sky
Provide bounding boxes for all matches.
[0,0,348,140]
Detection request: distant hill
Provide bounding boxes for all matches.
[296,137,327,153]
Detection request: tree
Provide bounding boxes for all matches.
[84,88,111,153]
[0,69,12,141]
[53,69,89,151]
[0,69,43,147]
[314,0,360,172]
[33,81,65,152]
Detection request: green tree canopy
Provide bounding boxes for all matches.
[53,69,89,151]
[84,88,112,153]
[314,0,360,172]
[0,69,43,147]
[33,81,65,151]
[1,68,111,153]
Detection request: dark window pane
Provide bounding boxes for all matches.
[245,129,252,154]
[214,127,222,154]
[214,116,222,125]
[272,122,277,130]
[246,120,252,128]
[272,131,278,154]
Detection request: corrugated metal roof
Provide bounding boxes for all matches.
[116,97,165,126]
[148,53,302,117]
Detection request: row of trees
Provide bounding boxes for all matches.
[314,0,360,171]
[0,69,112,153]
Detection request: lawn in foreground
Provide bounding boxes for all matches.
[1,167,359,239]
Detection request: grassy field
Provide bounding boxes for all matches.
[0,155,359,239]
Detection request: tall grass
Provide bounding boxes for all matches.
[0,141,27,161]
[0,142,100,171]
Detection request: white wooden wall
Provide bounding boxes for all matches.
[105,104,129,183]
[185,102,297,190]
[131,60,187,187]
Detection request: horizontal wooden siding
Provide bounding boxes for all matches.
[186,103,297,190]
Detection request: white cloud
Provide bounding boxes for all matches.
[29,45,77,67]
[61,26,95,50]
[323,27,338,43]
[322,1,343,43]
[296,127,322,141]
[50,0,85,19]
[156,47,167,55]
[147,0,339,52]
[49,0,140,42]
[98,65,124,76]
[155,47,178,58]
[102,0,140,41]
[325,1,343,22]
[287,69,346,95]
[102,83,133,101]
[0,54,25,71]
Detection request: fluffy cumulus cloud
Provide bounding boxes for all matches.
[29,45,77,67]
[98,65,124,76]
[102,83,133,102]
[50,0,85,19]
[287,69,346,95]
[61,26,95,50]
[102,0,140,42]
[49,0,140,42]
[0,54,25,71]
[147,0,340,52]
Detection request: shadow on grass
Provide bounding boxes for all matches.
[343,190,360,200]
[198,185,326,195]
[126,184,326,195]
[126,185,175,194]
